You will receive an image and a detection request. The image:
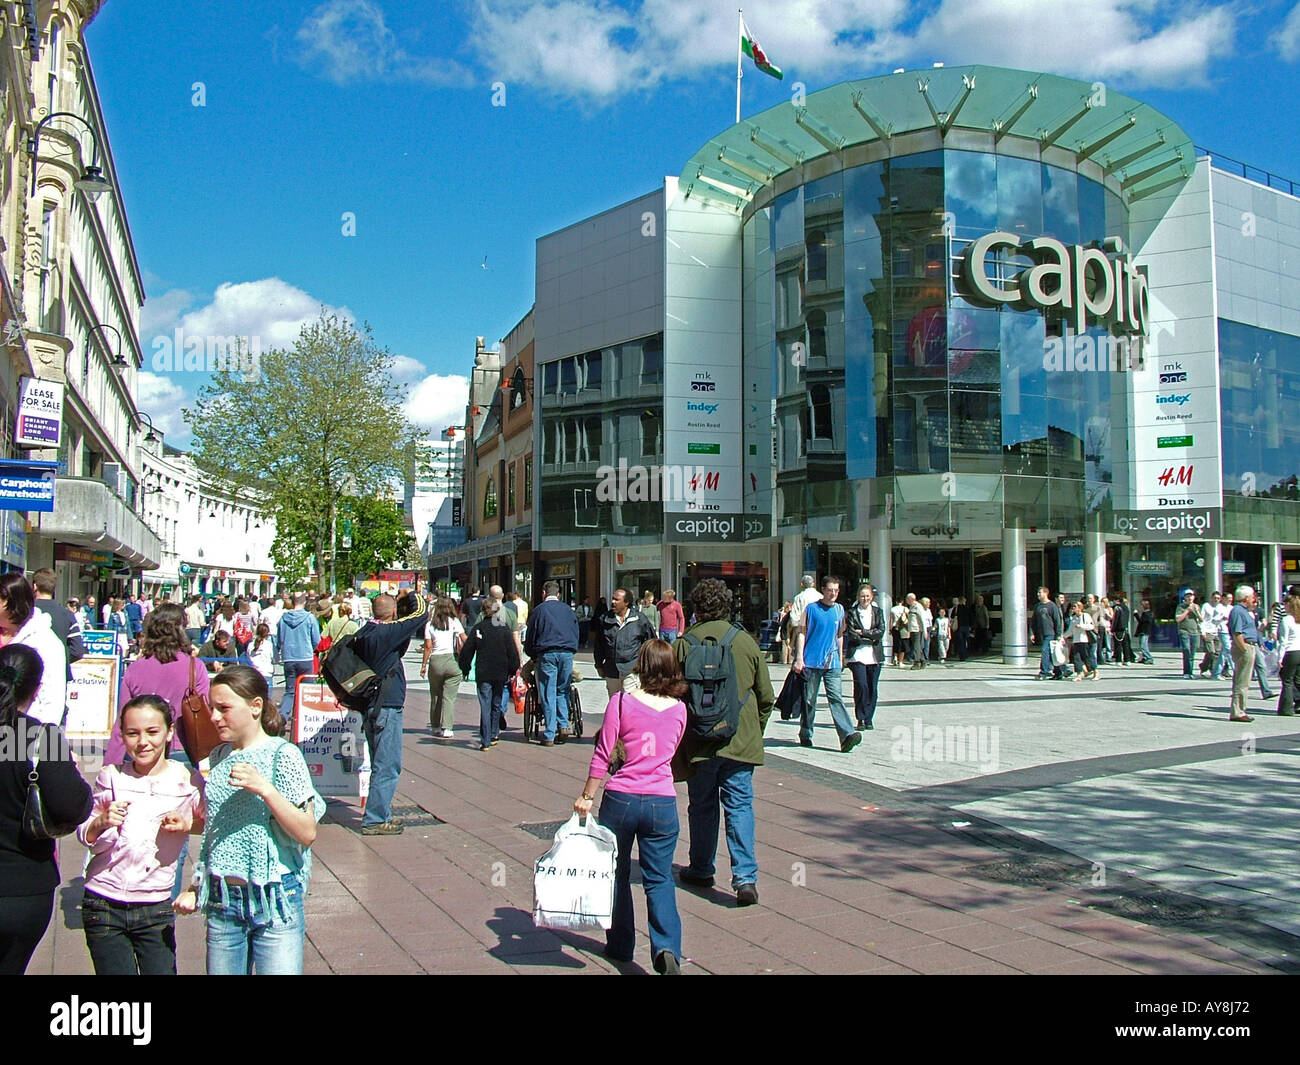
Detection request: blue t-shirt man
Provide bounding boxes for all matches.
[1228,603,1260,645]
[803,600,845,671]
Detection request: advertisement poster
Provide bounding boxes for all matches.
[67,655,119,740]
[292,676,370,798]
[15,377,64,449]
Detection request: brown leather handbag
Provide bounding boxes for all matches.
[177,656,221,764]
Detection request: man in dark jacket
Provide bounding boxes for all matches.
[593,587,656,697]
[351,591,432,836]
[675,579,774,907]
[31,569,84,681]
[523,581,579,746]
[1030,586,1065,680]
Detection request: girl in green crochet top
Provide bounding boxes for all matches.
[173,665,321,974]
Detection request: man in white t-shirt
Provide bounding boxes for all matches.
[1203,589,1232,679]
[788,575,820,633]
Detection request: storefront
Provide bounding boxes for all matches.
[611,546,663,604]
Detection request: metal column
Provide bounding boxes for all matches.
[869,525,893,658]
[1002,525,1028,665]
[1084,530,1107,598]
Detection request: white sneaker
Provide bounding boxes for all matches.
[440,729,454,738]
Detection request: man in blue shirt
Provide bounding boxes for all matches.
[1228,584,1261,723]
[794,577,861,753]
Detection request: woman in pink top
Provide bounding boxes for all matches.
[574,639,687,974]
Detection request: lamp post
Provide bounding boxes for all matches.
[86,322,128,373]
[28,111,113,198]
[136,411,159,443]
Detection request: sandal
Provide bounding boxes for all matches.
[1229,714,1254,723]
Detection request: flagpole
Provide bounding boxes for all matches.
[736,8,743,124]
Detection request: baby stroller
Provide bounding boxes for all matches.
[520,658,584,743]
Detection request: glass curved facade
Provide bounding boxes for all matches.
[744,148,1130,537]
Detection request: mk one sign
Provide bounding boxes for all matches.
[958,232,1150,338]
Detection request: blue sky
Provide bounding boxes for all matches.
[84,0,1300,445]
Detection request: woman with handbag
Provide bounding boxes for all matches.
[457,597,520,751]
[421,596,465,739]
[574,638,688,974]
[173,665,322,975]
[1064,601,1096,680]
[0,644,93,973]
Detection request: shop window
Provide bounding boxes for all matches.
[560,358,578,395]
[641,337,663,386]
[542,361,558,395]
[524,454,533,508]
[507,463,516,514]
[806,230,827,282]
[641,411,661,458]
[809,385,833,441]
[483,476,498,519]
[583,416,603,463]
[583,350,603,391]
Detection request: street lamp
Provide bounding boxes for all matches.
[28,111,113,198]
[87,323,128,372]
[136,411,159,443]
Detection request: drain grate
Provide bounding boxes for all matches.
[1092,893,1227,925]
[517,820,568,840]
[965,854,1085,886]
[1103,696,1152,702]
[388,803,445,828]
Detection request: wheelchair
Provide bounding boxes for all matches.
[521,674,584,743]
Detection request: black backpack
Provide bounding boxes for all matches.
[682,625,743,742]
[320,629,381,713]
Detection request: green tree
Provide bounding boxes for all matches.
[339,494,418,578]
[185,311,415,592]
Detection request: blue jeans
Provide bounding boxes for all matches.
[1037,639,1059,678]
[536,651,573,741]
[1179,632,1196,677]
[847,661,881,725]
[362,706,403,825]
[1255,650,1275,695]
[205,873,304,975]
[800,666,856,743]
[1217,637,1232,677]
[1138,634,1153,662]
[686,757,757,889]
[477,682,504,749]
[598,790,682,964]
[659,630,678,645]
[280,660,313,728]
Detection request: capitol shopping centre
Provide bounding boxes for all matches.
[446,64,1299,662]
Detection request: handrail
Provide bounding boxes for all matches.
[1196,146,1297,196]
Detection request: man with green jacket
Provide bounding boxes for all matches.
[675,578,775,907]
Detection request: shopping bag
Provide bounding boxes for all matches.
[1050,638,1069,667]
[1261,643,1282,680]
[533,812,618,931]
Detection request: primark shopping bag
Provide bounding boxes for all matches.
[533,812,618,931]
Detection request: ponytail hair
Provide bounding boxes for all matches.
[209,664,284,737]
[0,644,44,728]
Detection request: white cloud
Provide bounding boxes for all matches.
[168,278,352,352]
[135,371,191,443]
[296,0,473,85]
[388,354,430,384]
[463,0,1240,102]
[139,287,194,342]
[403,373,470,433]
[1277,2,1300,60]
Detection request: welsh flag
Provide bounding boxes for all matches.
[741,20,783,80]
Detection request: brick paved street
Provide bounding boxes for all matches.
[30,649,1298,975]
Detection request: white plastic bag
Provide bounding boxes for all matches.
[1050,638,1069,667]
[533,812,618,931]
